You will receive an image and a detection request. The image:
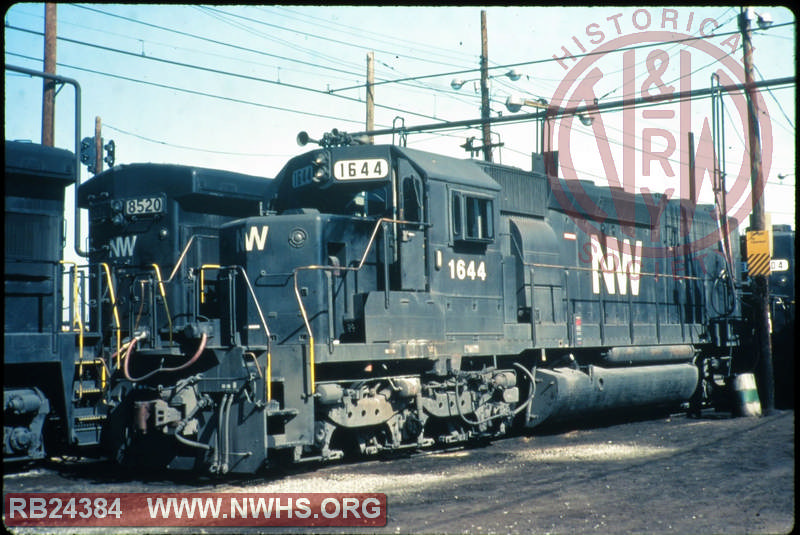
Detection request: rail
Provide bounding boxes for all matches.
[151,264,174,343]
[166,234,217,283]
[143,235,215,343]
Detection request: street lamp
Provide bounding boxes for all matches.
[504,95,594,154]
[450,68,523,162]
[744,7,773,29]
[450,69,522,91]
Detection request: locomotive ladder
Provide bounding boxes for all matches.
[61,261,108,434]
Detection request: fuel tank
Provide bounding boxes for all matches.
[526,363,699,427]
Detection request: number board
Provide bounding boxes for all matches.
[124,196,165,216]
[333,159,389,180]
[292,165,313,188]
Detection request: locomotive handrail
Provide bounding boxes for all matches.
[525,261,710,281]
[100,263,122,365]
[223,265,274,401]
[200,264,221,304]
[60,261,98,395]
[166,234,218,283]
[151,264,174,343]
[292,216,420,396]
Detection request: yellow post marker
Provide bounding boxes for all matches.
[746,230,771,277]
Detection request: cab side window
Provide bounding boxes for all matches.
[451,190,494,243]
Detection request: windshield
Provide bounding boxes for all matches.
[273,181,392,218]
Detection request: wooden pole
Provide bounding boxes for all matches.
[42,3,57,146]
[366,52,375,144]
[740,8,774,413]
[480,10,492,162]
[94,116,103,175]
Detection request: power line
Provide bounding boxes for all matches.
[6,24,449,124]
[102,123,291,157]
[5,51,362,125]
[200,5,475,70]
[191,6,368,79]
[595,9,739,101]
[68,4,366,80]
[754,63,795,130]
[269,5,479,67]
[328,21,795,93]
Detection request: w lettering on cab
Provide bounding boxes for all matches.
[238,225,269,252]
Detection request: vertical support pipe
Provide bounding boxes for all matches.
[383,222,390,309]
[529,266,537,347]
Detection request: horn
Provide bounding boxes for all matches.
[296,131,316,146]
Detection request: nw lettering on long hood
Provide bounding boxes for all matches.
[108,235,138,257]
[590,235,643,296]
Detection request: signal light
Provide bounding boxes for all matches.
[104,140,116,168]
[311,152,331,183]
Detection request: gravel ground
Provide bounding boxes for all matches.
[3,409,794,535]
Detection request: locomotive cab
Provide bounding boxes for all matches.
[221,144,506,354]
[222,144,437,350]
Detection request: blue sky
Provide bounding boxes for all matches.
[4,5,796,241]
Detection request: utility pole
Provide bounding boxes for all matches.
[42,3,57,146]
[739,7,774,413]
[480,10,492,162]
[366,51,375,144]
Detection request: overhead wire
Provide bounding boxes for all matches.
[5,24,449,124]
[754,64,795,130]
[201,5,478,70]
[267,5,480,66]
[191,6,368,78]
[69,4,367,79]
[102,123,293,157]
[5,6,793,192]
[5,50,365,125]
[326,23,795,94]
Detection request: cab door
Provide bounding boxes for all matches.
[395,161,427,291]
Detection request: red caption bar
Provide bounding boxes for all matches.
[4,493,387,527]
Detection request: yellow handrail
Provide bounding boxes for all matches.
[60,261,86,396]
[200,264,221,304]
[100,263,121,367]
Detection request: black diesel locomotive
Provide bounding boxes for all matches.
[4,140,92,463]
[8,127,770,475]
[77,131,745,474]
[3,140,271,465]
